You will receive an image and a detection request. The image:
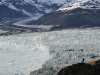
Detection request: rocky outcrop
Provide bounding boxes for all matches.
[57,60,100,75]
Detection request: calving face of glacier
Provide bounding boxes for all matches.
[0,29,100,75]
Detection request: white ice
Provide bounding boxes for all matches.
[0,28,100,75]
[0,33,51,75]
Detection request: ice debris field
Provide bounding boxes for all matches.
[0,28,100,75]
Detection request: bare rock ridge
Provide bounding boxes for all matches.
[28,0,100,29]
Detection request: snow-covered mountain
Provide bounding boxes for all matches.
[58,0,100,11]
[0,0,69,19]
[29,0,100,29]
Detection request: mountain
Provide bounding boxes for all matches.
[0,0,69,20]
[29,0,100,29]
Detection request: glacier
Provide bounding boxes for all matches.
[0,28,100,75]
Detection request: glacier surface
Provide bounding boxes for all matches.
[0,28,100,75]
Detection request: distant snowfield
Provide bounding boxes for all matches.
[13,17,55,30]
[13,16,42,25]
[0,28,100,75]
[0,29,7,34]
[14,24,55,30]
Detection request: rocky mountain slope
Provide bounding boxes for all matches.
[0,0,69,19]
[29,0,100,29]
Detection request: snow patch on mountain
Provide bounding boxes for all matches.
[24,0,33,3]
[8,3,18,11]
[36,0,67,4]
[22,9,33,16]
